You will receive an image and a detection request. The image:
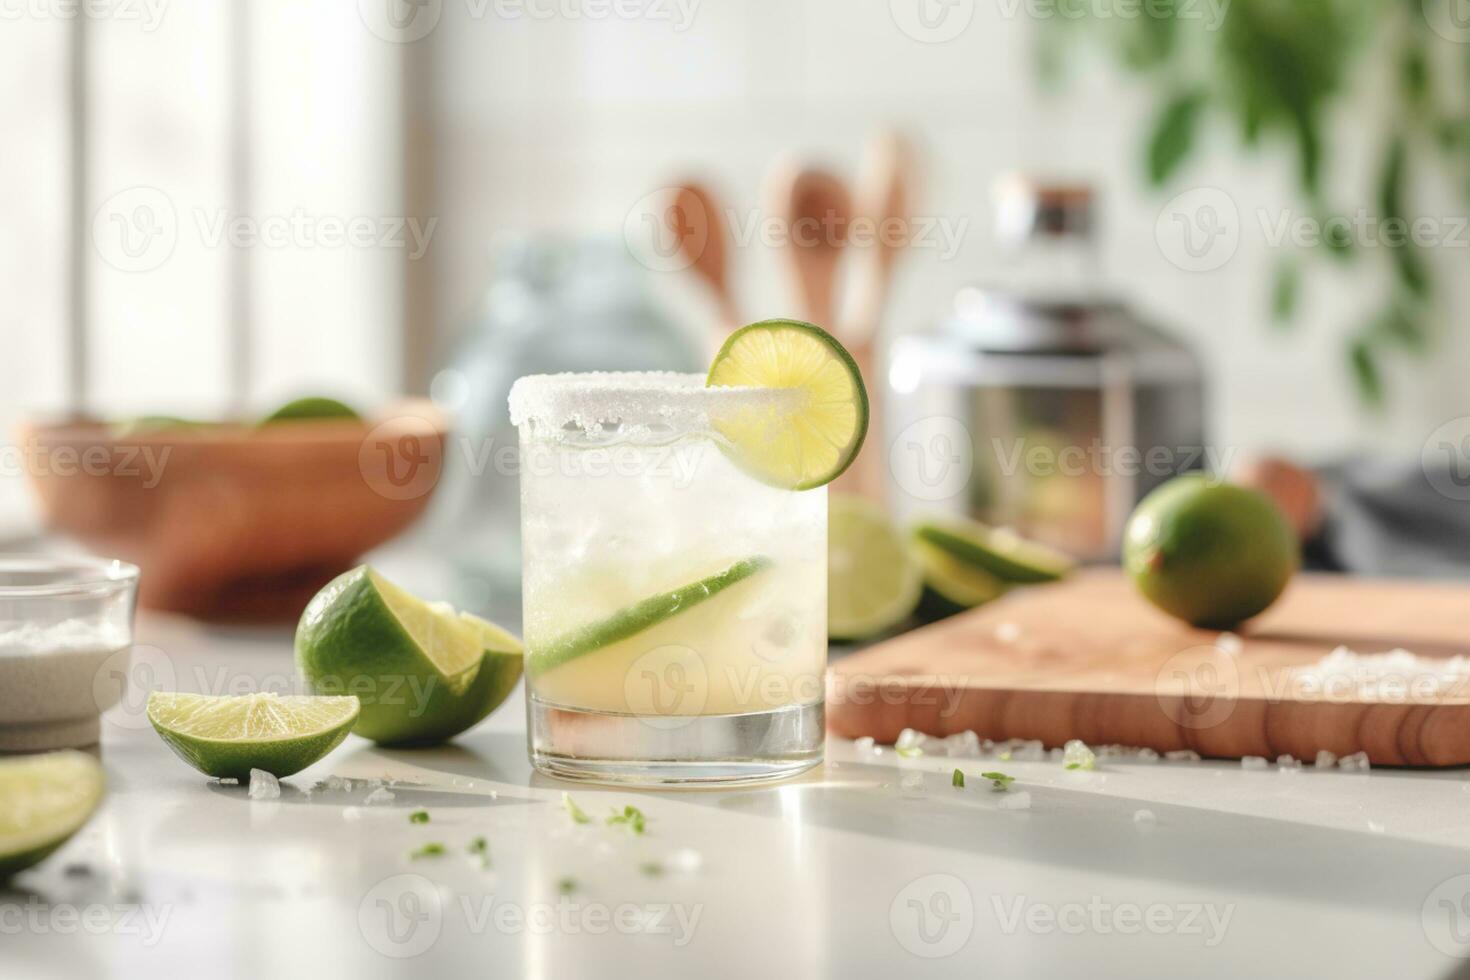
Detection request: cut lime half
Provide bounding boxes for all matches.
[0,750,105,880]
[296,566,524,746]
[912,537,1008,610]
[260,396,361,425]
[706,319,868,490]
[913,516,1076,584]
[147,692,360,779]
[828,496,922,640]
[528,556,771,676]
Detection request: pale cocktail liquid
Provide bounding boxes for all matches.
[512,373,826,784]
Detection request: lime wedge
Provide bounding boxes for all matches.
[260,396,361,424]
[147,692,359,779]
[528,557,771,676]
[912,537,1008,610]
[828,496,922,640]
[913,517,1076,584]
[296,567,524,745]
[0,751,104,880]
[706,319,868,490]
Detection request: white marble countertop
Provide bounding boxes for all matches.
[8,609,1470,980]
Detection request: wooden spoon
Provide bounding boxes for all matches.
[669,182,740,334]
[846,131,916,346]
[768,161,852,331]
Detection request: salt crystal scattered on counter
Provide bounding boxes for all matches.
[1277,755,1302,771]
[248,769,280,801]
[853,736,875,754]
[896,729,927,752]
[1014,740,1046,762]
[1314,750,1337,769]
[1165,750,1201,763]
[1062,740,1096,771]
[217,777,239,786]
[1241,756,1269,771]
[1133,809,1157,824]
[1138,748,1160,763]
[1338,752,1371,773]
[363,787,396,805]
[998,791,1031,811]
[1216,632,1244,656]
[944,731,980,757]
[900,772,923,791]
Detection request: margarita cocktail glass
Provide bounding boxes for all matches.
[510,372,826,784]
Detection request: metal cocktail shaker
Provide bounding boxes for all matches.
[886,178,1205,561]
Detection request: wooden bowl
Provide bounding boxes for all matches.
[19,401,447,621]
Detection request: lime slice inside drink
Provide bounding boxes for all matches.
[528,556,771,676]
[828,496,922,640]
[912,517,1076,584]
[0,750,104,880]
[146,692,360,779]
[295,566,524,745]
[706,319,868,490]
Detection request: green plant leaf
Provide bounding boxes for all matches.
[1377,136,1430,298]
[1147,91,1207,186]
[1348,338,1384,408]
[1271,259,1300,325]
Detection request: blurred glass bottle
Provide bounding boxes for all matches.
[887,177,1205,561]
[425,236,703,614]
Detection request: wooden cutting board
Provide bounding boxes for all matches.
[827,570,1470,766]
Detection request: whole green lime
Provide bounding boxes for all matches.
[1123,475,1298,629]
[295,566,523,746]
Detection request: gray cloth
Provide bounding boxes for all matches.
[1313,458,1470,579]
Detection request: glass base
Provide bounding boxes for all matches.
[528,695,824,786]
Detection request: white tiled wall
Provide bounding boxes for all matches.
[425,0,1470,464]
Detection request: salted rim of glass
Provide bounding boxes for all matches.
[508,372,799,437]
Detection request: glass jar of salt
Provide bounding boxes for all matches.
[0,557,138,752]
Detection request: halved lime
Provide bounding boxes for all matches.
[912,537,1008,610]
[147,692,359,779]
[260,395,361,424]
[828,496,922,640]
[296,567,522,745]
[706,319,868,490]
[913,516,1076,584]
[528,557,771,676]
[0,751,104,880]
